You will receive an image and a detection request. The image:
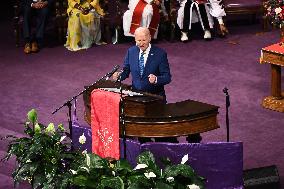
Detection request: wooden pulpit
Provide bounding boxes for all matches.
[83,80,219,137]
[260,43,284,112]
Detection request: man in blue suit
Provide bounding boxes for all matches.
[113,27,178,143]
[116,27,171,101]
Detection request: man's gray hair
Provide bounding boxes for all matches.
[134,27,150,36]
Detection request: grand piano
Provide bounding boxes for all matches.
[83,80,219,138]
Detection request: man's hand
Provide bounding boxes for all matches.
[32,1,48,9]
[38,1,48,8]
[31,2,41,9]
[219,24,229,36]
[148,74,157,84]
[151,0,161,6]
[82,7,90,15]
[112,71,121,81]
[74,3,89,15]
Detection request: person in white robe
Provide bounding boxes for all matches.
[177,0,228,41]
[123,0,168,39]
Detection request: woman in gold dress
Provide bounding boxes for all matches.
[65,0,105,51]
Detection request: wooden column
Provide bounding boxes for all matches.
[271,64,282,99]
[261,43,284,112]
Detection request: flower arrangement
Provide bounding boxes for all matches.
[71,151,206,189]
[1,109,205,189]
[1,109,80,188]
[264,0,284,28]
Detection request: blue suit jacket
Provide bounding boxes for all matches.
[120,45,171,98]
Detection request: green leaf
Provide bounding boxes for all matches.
[24,125,34,136]
[43,183,54,189]
[13,163,32,180]
[73,175,88,186]
[137,151,159,171]
[164,164,195,178]
[88,153,109,169]
[27,109,37,124]
[33,173,46,189]
[160,157,172,167]
[55,174,72,189]
[100,176,124,189]
[156,181,174,189]
[128,175,151,188]
[191,176,206,189]
[115,159,132,173]
[128,182,151,189]
[28,162,39,176]
[45,165,56,184]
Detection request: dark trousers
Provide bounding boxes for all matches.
[186,134,202,143]
[182,1,210,32]
[138,137,179,143]
[23,5,49,43]
[138,135,202,143]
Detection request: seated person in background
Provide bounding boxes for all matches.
[65,0,105,51]
[23,0,53,54]
[177,0,229,42]
[123,0,168,39]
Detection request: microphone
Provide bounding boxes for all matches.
[223,87,230,107]
[105,65,120,80]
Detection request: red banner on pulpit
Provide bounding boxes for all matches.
[91,89,120,160]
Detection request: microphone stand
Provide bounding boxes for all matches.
[223,87,230,142]
[118,75,127,159]
[52,71,115,149]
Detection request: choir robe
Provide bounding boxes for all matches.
[123,0,167,39]
[177,0,226,31]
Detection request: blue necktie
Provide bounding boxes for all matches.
[139,51,145,77]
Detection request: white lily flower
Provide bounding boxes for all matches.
[187,184,200,189]
[181,154,189,164]
[86,153,90,167]
[79,133,86,144]
[144,172,156,179]
[166,177,174,182]
[34,123,41,133]
[109,163,115,168]
[70,169,77,175]
[82,149,87,155]
[60,136,66,142]
[134,163,148,170]
[45,123,55,134]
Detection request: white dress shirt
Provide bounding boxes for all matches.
[139,44,157,83]
[139,44,151,67]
